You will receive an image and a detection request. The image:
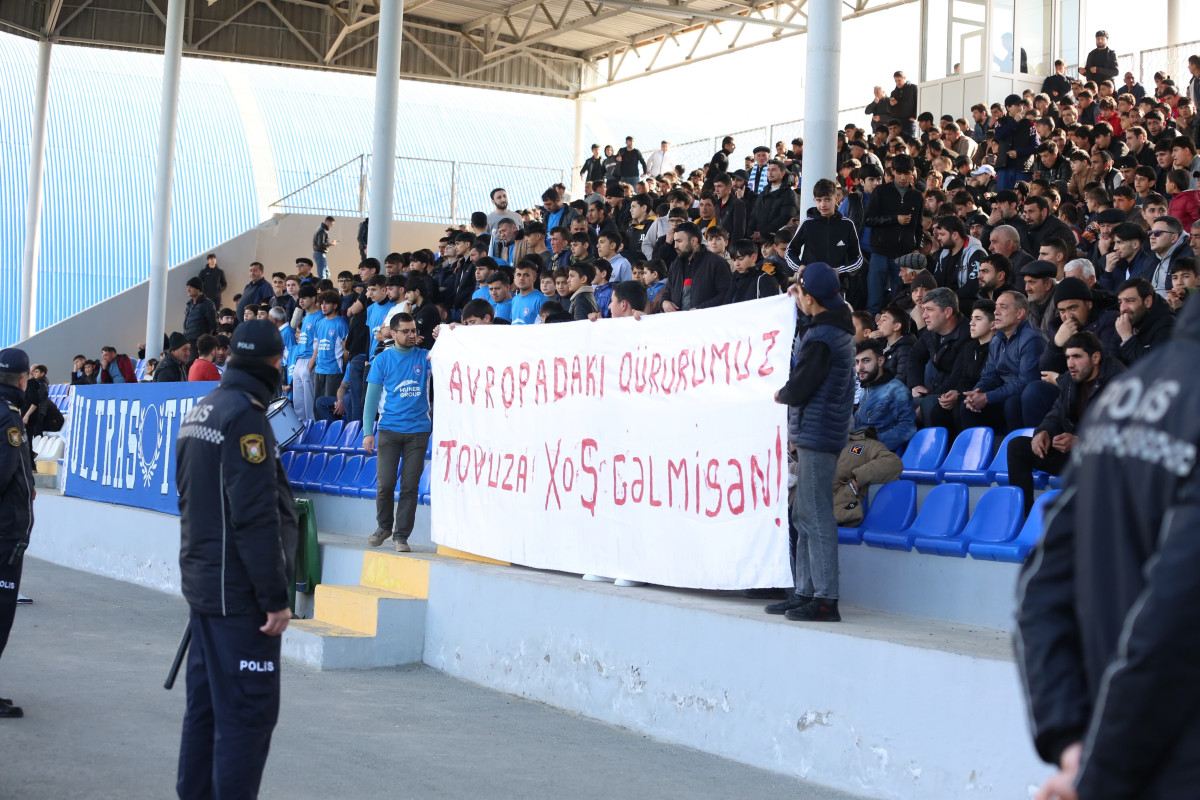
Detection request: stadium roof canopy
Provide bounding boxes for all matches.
[0,0,908,98]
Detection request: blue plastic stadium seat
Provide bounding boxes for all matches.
[970,489,1062,563]
[292,420,327,453]
[937,427,995,483]
[286,452,310,484]
[914,485,1023,557]
[987,427,1037,485]
[838,480,917,545]
[315,454,345,495]
[327,455,362,495]
[350,456,378,498]
[899,427,949,483]
[316,420,344,453]
[296,453,326,492]
[1047,474,1063,489]
[863,482,968,551]
[336,421,363,454]
[425,437,433,460]
[280,451,294,472]
[418,461,432,505]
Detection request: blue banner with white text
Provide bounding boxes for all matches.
[62,382,218,516]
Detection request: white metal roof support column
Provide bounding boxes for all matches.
[367,0,405,261]
[571,95,585,200]
[798,0,842,221]
[19,38,52,341]
[145,0,186,361]
[1167,0,1182,45]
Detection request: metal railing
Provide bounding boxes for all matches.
[269,154,567,224]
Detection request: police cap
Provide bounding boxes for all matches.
[229,319,283,358]
[0,348,30,374]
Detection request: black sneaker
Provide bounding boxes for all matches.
[785,598,841,622]
[0,701,23,719]
[743,588,788,600]
[765,594,812,615]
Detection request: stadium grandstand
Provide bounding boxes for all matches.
[4,0,1200,797]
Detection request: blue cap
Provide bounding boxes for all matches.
[798,262,845,309]
[229,319,284,358]
[0,348,30,375]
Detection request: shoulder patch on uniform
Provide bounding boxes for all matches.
[240,434,267,464]
[849,444,864,456]
[7,427,21,447]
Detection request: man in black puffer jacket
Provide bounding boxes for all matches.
[1015,294,1200,800]
[864,154,924,313]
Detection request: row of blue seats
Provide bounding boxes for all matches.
[285,419,434,460]
[281,451,432,505]
[899,426,1062,490]
[840,480,1061,563]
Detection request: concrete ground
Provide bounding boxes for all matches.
[0,559,867,800]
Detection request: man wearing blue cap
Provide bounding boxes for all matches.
[766,264,856,622]
[175,320,297,797]
[0,347,34,718]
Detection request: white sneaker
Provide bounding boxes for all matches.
[581,574,614,582]
[613,579,645,587]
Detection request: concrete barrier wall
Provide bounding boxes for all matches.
[17,215,448,375]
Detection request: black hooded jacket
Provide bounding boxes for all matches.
[1117,294,1175,365]
[1015,296,1200,800]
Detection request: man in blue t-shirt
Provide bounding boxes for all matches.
[485,272,514,322]
[363,275,396,358]
[363,312,431,552]
[510,260,547,324]
[308,289,348,402]
[288,284,321,419]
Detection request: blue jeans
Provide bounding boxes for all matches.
[792,448,840,600]
[313,251,328,280]
[867,253,898,314]
[997,168,1031,192]
[345,355,366,425]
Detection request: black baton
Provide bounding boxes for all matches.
[164,624,191,690]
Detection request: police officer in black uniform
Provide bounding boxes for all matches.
[1016,296,1200,799]
[0,348,35,720]
[175,320,297,799]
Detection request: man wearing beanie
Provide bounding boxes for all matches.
[1039,276,1119,376]
[154,333,192,383]
[0,348,34,718]
[183,277,217,358]
[175,319,297,797]
[766,264,856,622]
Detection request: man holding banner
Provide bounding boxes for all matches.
[767,263,856,622]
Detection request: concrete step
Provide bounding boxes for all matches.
[359,550,431,596]
[282,618,418,671]
[313,583,422,636]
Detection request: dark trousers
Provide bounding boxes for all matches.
[0,541,24,661]
[344,355,366,425]
[313,372,341,400]
[375,429,431,540]
[1007,435,1070,515]
[955,381,1058,436]
[177,610,281,800]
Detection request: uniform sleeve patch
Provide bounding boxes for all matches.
[7,427,21,447]
[849,444,864,456]
[240,434,267,464]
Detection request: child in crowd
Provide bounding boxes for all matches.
[566,262,599,321]
[643,260,668,303]
[554,268,572,303]
[592,260,613,318]
[540,271,558,299]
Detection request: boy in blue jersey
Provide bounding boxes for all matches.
[288,284,321,419]
[592,260,614,317]
[510,259,547,324]
[642,260,668,303]
[308,289,348,402]
[363,275,396,349]
[363,312,432,553]
[470,257,499,302]
[485,272,514,322]
[269,307,296,389]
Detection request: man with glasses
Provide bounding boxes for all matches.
[1146,216,1192,297]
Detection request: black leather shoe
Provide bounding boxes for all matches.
[0,702,24,719]
[765,594,812,615]
[786,598,841,622]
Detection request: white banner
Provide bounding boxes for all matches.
[429,295,796,589]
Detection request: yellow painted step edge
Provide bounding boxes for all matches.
[288,618,372,638]
[313,584,383,635]
[360,551,431,598]
[436,545,509,566]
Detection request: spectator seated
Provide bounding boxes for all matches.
[899,427,949,482]
[862,482,968,551]
[838,480,917,545]
[913,486,1023,557]
[970,490,1062,563]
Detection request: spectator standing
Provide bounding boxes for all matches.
[566,262,600,321]
[644,141,673,178]
[712,173,748,242]
[580,144,606,185]
[308,290,348,401]
[725,240,779,303]
[188,335,222,382]
[786,178,864,277]
[766,263,856,623]
[356,218,369,261]
[235,262,274,323]
[864,154,923,312]
[1083,30,1120,83]
[994,94,1040,191]
[154,334,191,383]
[183,277,217,355]
[486,189,521,244]
[615,137,647,185]
[312,216,338,279]
[595,231,632,283]
[889,71,919,139]
[21,364,49,441]
[269,307,296,389]
[197,253,227,310]
[750,161,801,243]
[662,223,731,311]
[289,285,321,420]
[510,260,547,324]
[1041,60,1073,104]
[362,313,432,554]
